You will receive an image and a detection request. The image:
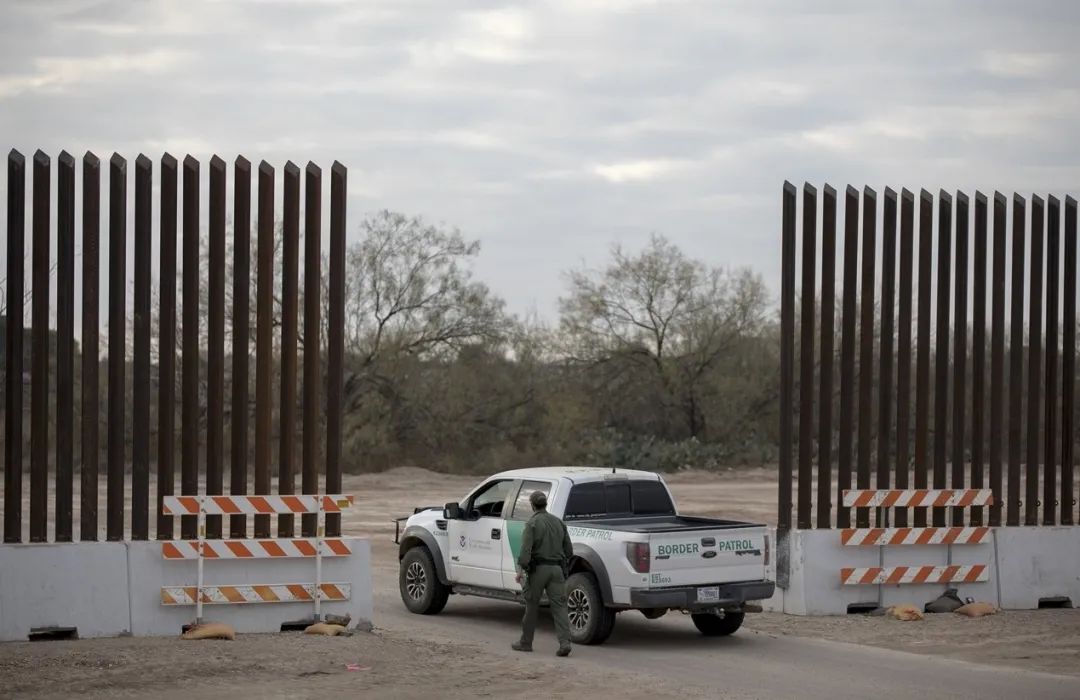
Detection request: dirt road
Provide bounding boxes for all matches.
[2,467,1078,699]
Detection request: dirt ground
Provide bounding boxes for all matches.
[1,466,1078,698]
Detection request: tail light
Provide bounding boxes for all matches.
[764,534,771,566]
[627,542,650,573]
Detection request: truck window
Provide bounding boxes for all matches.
[631,480,675,515]
[564,483,605,520]
[466,479,514,519]
[509,480,552,520]
[605,482,631,514]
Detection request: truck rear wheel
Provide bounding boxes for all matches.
[692,611,745,636]
[565,572,616,645]
[400,546,450,615]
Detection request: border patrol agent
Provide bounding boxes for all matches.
[512,490,573,657]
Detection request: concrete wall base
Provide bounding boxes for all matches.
[0,538,373,642]
[764,526,1080,615]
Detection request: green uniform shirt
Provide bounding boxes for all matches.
[517,510,573,572]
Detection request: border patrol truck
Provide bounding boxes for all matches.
[395,467,775,645]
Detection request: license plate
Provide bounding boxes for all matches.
[697,586,720,603]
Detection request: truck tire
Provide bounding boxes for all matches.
[691,611,745,636]
[400,546,450,615]
[565,572,616,645]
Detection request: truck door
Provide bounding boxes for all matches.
[447,479,516,589]
[502,479,555,590]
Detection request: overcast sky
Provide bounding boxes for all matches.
[2,0,1080,321]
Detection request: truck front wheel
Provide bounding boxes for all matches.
[565,572,616,645]
[691,611,745,636]
[400,546,450,615]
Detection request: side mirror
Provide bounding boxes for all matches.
[444,502,463,520]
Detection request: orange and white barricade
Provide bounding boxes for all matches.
[838,489,994,586]
[161,494,355,622]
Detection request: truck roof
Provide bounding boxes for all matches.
[490,466,663,483]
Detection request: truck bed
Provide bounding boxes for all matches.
[566,515,763,533]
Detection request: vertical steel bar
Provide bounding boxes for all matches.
[797,184,816,530]
[158,154,177,540]
[1044,196,1060,525]
[1027,196,1044,526]
[81,153,100,542]
[181,156,200,540]
[4,150,25,544]
[857,187,877,529]
[952,193,969,526]
[817,185,836,529]
[1064,196,1078,526]
[837,186,860,530]
[207,156,226,540]
[56,152,75,542]
[107,154,126,542]
[915,190,934,528]
[302,163,322,538]
[933,191,952,527]
[132,155,152,540]
[878,188,897,526]
[30,151,50,542]
[896,190,915,527]
[1008,195,1027,527]
[971,193,988,526]
[326,162,347,538]
[231,157,251,539]
[255,162,274,539]
[279,162,300,538]
[778,182,797,532]
[990,193,1007,527]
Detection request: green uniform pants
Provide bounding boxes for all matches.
[520,564,571,647]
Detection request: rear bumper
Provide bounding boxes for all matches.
[628,580,775,611]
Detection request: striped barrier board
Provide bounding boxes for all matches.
[840,565,988,586]
[162,538,352,560]
[842,489,994,509]
[161,583,351,605]
[162,494,355,516]
[840,526,992,546]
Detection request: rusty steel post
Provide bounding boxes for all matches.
[797,184,816,530]
[279,162,300,538]
[856,187,877,529]
[952,193,969,526]
[1026,196,1044,526]
[207,156,226,540]
[81,153,100,541]
[837,186,860,530]
[56,152,76,542]
[1064,196,1078,526]
[779,182,797,533]
[231,157,252,539]
[326,163,347,537]
[302,163,322,538]
[989,193,1007,527]
[896,190,915,527]
[106,154,126,542]
[30,150,50,542]
[1008,195,1027,527]
[1044,196,1060,526]
[181,156,200,540]
[158,154,178,540]
[971,193,988,526]
[255,162,275,539]
[933,191,952,527]
[878,188,897,526]
[132,155,152,540]
[915,190,934,528]
[817,185,837,529]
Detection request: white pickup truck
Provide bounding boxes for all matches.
[395,466,774,645]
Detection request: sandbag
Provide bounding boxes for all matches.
[954,602,997,618]
[181,622,236,640]
[924,588,966,613]
[304,622,348,636]
[885,604,924,621]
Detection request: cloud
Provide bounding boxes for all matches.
[592,158,690,183]
[0,49,189,98]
